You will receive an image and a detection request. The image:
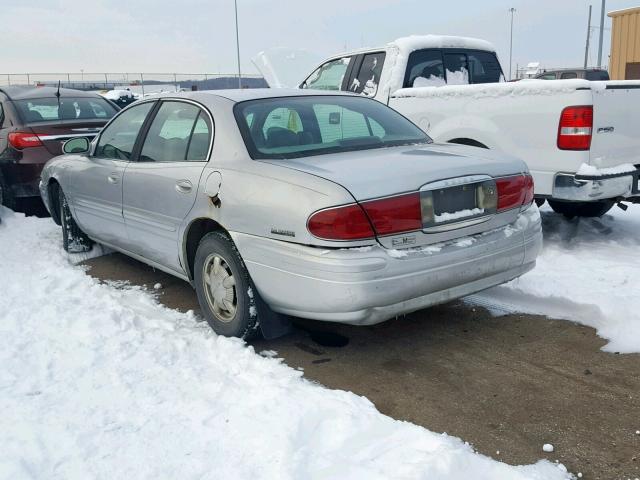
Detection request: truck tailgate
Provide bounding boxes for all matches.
[590,82,640,168]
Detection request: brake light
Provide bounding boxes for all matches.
[557,106,593,150]
[360,193,422,236]
[496,174,534,212]
[307,203,375,240]
[8,132,43,149]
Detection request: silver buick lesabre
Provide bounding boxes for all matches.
[40,89,542,338]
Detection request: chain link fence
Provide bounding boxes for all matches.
[0,73,265,91]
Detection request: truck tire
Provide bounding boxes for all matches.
[548,199,614,218]
[59,188,94,253]
[0,170,16,211]
[194,231,259,339]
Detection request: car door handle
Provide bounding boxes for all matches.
[175,179,193,193]
[107,174,120,184]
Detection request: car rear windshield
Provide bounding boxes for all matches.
[14,97,118,124]
[234,95,430,159]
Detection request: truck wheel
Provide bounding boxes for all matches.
[194,231,259,339]
[59,188,94,253]
[548,199,614,218]
[0,170,16,210]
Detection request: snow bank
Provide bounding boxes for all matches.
[468,204,640,354]
[102,89,134,100]
[0,209,570,479]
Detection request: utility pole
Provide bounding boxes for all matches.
[597,0,606,68]
[234,0,242,88]
[509,8,516,80]
[584,5,592,68]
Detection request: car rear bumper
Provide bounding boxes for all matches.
[552,168,640,202]
[232,205,542,325]
[1,162,46,199]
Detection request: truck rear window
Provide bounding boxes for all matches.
[234,95,430,160]
[14,97,118,123]
[405,49,504,88]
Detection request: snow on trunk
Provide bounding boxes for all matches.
[0,209,569,479]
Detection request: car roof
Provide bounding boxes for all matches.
[0,86,103,100]
[154,88,356,103]
[538,68,607,74]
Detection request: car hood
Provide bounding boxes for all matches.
[260,142,527,201]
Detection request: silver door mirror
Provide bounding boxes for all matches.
[63,137,90,154]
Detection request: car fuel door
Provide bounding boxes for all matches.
[122,100,212,273]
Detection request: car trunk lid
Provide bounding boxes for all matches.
[264,143,530,248]
[26,119,106,155]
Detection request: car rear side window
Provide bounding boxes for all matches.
[94,102,154,160]
[14,97,117,123]
[585,70,610,80]
[302,57,352,91]
[139,101,211,162]
[560,72,578,79]
[349,52,386,96]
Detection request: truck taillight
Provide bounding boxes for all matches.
[557,106,593,150]
[496,174,534,211]
[307,193,422,241]
[8,132,43,149]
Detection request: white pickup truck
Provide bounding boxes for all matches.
[256,35,640,217]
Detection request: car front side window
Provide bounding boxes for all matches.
[94,102,154,160]
[302,57,352,91]
[139,101,211,162]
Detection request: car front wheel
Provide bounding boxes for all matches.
[59,188,94,253]
[194,231,259,339]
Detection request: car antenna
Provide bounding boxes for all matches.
[55,80,61,100]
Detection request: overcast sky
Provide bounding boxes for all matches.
[4,0,639,77]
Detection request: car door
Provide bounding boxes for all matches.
[67,101,155,247]
[122,99,212,272]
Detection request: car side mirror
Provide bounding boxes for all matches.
[63,137,90,154]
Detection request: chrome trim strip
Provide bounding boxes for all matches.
[38,133,99,141]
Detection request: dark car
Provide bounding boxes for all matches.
[0,86,118,209]
[534,68,610,81]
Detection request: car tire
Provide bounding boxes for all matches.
[548,199,615,218]
[59,188,94,253]
[0,170,16,211]
[194,231,259,339]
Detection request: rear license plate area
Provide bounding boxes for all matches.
[420,176,497,230]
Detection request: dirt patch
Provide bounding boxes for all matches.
[84,252,640,479]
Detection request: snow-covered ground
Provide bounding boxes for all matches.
[469,203,640,354]
[0,208,570,479]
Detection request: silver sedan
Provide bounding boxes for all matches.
[40,89,542,338]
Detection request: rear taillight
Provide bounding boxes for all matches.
[307,203,375,241]
[557,106,593,150]
[8,132,43,149]
[496,174,534,212]
[307,193,422,241]
[360,193,422,236]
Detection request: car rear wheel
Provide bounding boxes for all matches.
[548,199,615,218]
[59,188,94,253]
[194,231,259,339]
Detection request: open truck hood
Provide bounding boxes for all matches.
[252,48,323,88]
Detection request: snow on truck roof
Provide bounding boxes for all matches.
[390,35,496,54]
